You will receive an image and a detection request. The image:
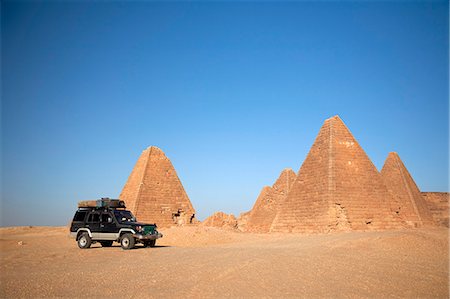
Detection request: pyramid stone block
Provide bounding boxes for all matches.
[236,211,251,232]
[271,116,403,233]
[246,168,296,233]
[120,146,196,227]
[380,152,435,227]
[421,192,449,227]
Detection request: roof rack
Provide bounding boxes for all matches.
[78,198,126,209]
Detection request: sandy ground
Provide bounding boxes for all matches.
[0,226,448,298]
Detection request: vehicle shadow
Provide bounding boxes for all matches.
[87,244,171,250]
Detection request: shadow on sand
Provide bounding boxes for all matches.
[87,244,171,250]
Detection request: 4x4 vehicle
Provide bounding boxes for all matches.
[69,198,163,250]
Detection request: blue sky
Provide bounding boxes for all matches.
[2,1,448,226]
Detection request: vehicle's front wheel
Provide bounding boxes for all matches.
[120,233,135,250]
[100,241,113,247]
[77,232,92,249]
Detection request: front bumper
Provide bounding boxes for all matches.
[133,232,163,240]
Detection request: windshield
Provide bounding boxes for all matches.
[114,210,136,223]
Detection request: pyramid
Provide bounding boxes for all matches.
[271,116,403,233]
[246,168,296,232]
[381,152,435,227]
[120,146,196,227]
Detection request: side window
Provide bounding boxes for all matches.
[87,213,100,223]
[73,211,87,222]
[101,213,112,223]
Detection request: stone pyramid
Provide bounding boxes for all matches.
[120,146,196,227]
[246,168,296,232]
[381,152,435,227]
[271,116,403,233]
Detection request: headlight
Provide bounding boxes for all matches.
[135,226,142,232]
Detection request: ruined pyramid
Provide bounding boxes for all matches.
[120,146,196,227]
[381,152,435,227]
[246,168,296,232]
[202,212,238,230]
[271,116,403,233]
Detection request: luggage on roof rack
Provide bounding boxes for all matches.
[78,198,126,209]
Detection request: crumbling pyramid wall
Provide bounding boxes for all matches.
[202,212,238,230]
[236,211,251,232]
[271,116,403,233]
[421,192,449,227]
[246,168,296,232]
[120,146,196,227]
[380,152,435,227]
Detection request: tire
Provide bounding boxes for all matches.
[100,241,113,247]
[143,240,156,248]
[120,233,135,250]
[77,232,92,249]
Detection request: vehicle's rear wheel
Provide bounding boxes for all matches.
[77,232,91,249]
[120,233,135,250]
[100,241,113,247]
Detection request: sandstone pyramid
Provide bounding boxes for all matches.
[246,168,296,232]
[120,146,196,227]
[271,116,403,233]
[381,152,435,227]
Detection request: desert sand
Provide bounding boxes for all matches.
[0,226,448,298]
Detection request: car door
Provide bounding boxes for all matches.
[86,211,101,239]
[100,211,118,240]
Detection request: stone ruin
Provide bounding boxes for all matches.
[120,146,196,228]
[202,212,238,230]
[236,211,251,232]
[245,168,296,233]
[380,152,435,227]
[270,116,404,233]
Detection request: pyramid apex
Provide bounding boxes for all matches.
[145,145,161,150]
[144,146,164,154]
[386,152,401,161]
[277,168,296,180]
[323,115,346,127]
[326,115,342,121]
